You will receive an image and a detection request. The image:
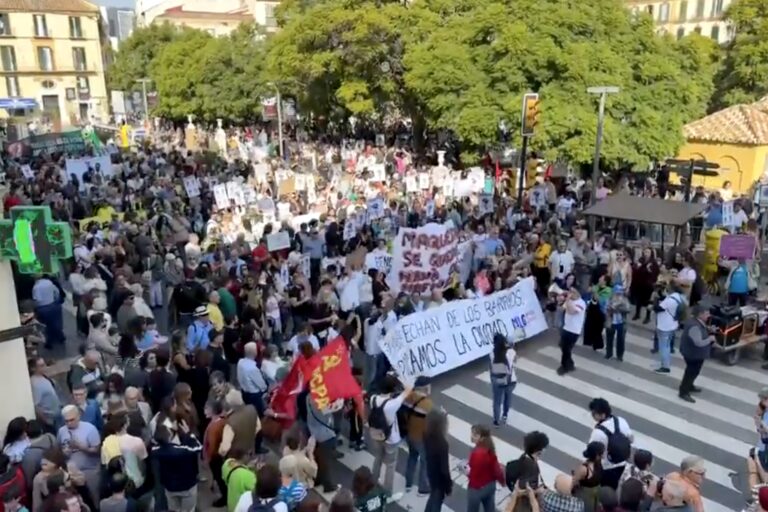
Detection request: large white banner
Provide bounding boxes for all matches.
[380,277,546,385]
[388,221,459,294]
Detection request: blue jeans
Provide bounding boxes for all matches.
[467,482,496,512]
[425,488,446,512]
[404,438,429,493]
[657,329,675,369]
[653,330,675,352]
[491,382,516,423]
[605,323,626,359]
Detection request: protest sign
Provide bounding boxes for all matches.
[257,197,275,213]
[722,201,734,228]
[376,134,385,147]
[7,130,86,158]
[252,163,269,182]
[419,173,430,190]
[425,199,435,219]
[65,155,113,189]
[183,176,200,198]
[365,250,393,275]
[267,231,291,252]
[343,219,357,240]
[295,173,306,191]
[388,221,459,294]
[304,337,362,409]
[300,254,311,278]
[290,212,321,232]
[369,164,386,182]
[443,176,454,197]
[720,234,757,260]
[367,197,385,221]
[213,184,229,210]
[306,175,317,204]
[380,277,546,385]
[277,175,296,196]
[405,176,418,193]
[226,181,245,206]
[277,202,291,220]
[20,165,34,180]
[479,194,494,215]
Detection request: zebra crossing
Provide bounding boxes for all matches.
[331,329,763,512]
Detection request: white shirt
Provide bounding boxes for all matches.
[339,271,364,312]
[556,197,576,215]
[288,334,320,355]
[733,209,748,229]
[678,267,696,286]
[371,391,408,444]
[589,416,633,470]
[549,250,575,280]
[235,493,288,512]
[364,318,383,356]
[488,347,517,382]
[563,298,586,335]
[656,293,684,332]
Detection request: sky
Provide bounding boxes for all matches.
[89,0,136,9]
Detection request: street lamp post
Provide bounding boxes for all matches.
[587,86,619,233]
[275,86,285,161]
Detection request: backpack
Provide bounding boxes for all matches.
[368,396,393,440]
[596,416,632,464]
[397,396,426,439]
[249,497,282,512]
[670,295,687,323]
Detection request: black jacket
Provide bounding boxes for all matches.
[152,433,202,492]
[424,435,452,494]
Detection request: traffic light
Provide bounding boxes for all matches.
[521,93,540,137]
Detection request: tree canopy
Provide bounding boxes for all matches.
[712,0,768,109]
[108,0,724,166]
[267,0,719,167]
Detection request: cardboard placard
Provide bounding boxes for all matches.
[267,231,291,252]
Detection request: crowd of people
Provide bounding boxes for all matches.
[0,125,765,512]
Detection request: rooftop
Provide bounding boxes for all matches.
[0,0,99,12]
[683,103,768,146]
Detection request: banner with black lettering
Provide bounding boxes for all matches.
[380,277,546,384]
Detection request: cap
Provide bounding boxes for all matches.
[414,376,431,388]
[194,305,209,317]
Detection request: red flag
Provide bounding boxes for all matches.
[269,357,304,424]
[495,159,501,183]
[303,337,362,410]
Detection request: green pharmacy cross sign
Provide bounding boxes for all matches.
[0,206,72,274]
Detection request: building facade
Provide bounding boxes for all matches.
[626,0,733,44]
[136,0,279,34]
[0,0,109,129]
[100,5,135,51]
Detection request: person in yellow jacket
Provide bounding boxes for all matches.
[119,122,130,149]
[531,234,552,293]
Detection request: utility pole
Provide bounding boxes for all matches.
[586,86,619,233]
[135,78,151,120]
[275,87,285,161]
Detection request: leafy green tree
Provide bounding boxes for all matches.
[712,0,768,109]
[107,23,180,92]
[150,24,269,121]
[404,0,719,167]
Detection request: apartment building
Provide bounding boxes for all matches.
[0,0,109,128]
[626,0,733,43]
[136,0,279,34]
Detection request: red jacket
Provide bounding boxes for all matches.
[468,446,504,489]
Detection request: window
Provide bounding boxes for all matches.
[647,4,654,17]
[72,47,86,71]
[76,76,89,91]
[69,16,82,38]
[711,25,720,41]
[0,13,11,36]
[33,14,48,37]
[0,46,16,71]
[712,0,724,16]
[41,79,54,89]
[679,1,688,21]
[694,25,702,34]
[265,4,277,27]
[677,27,686,39]
[37,46,53,71]
[5,77,19,97]
[659,2,670,22]
[695,0,705,19]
